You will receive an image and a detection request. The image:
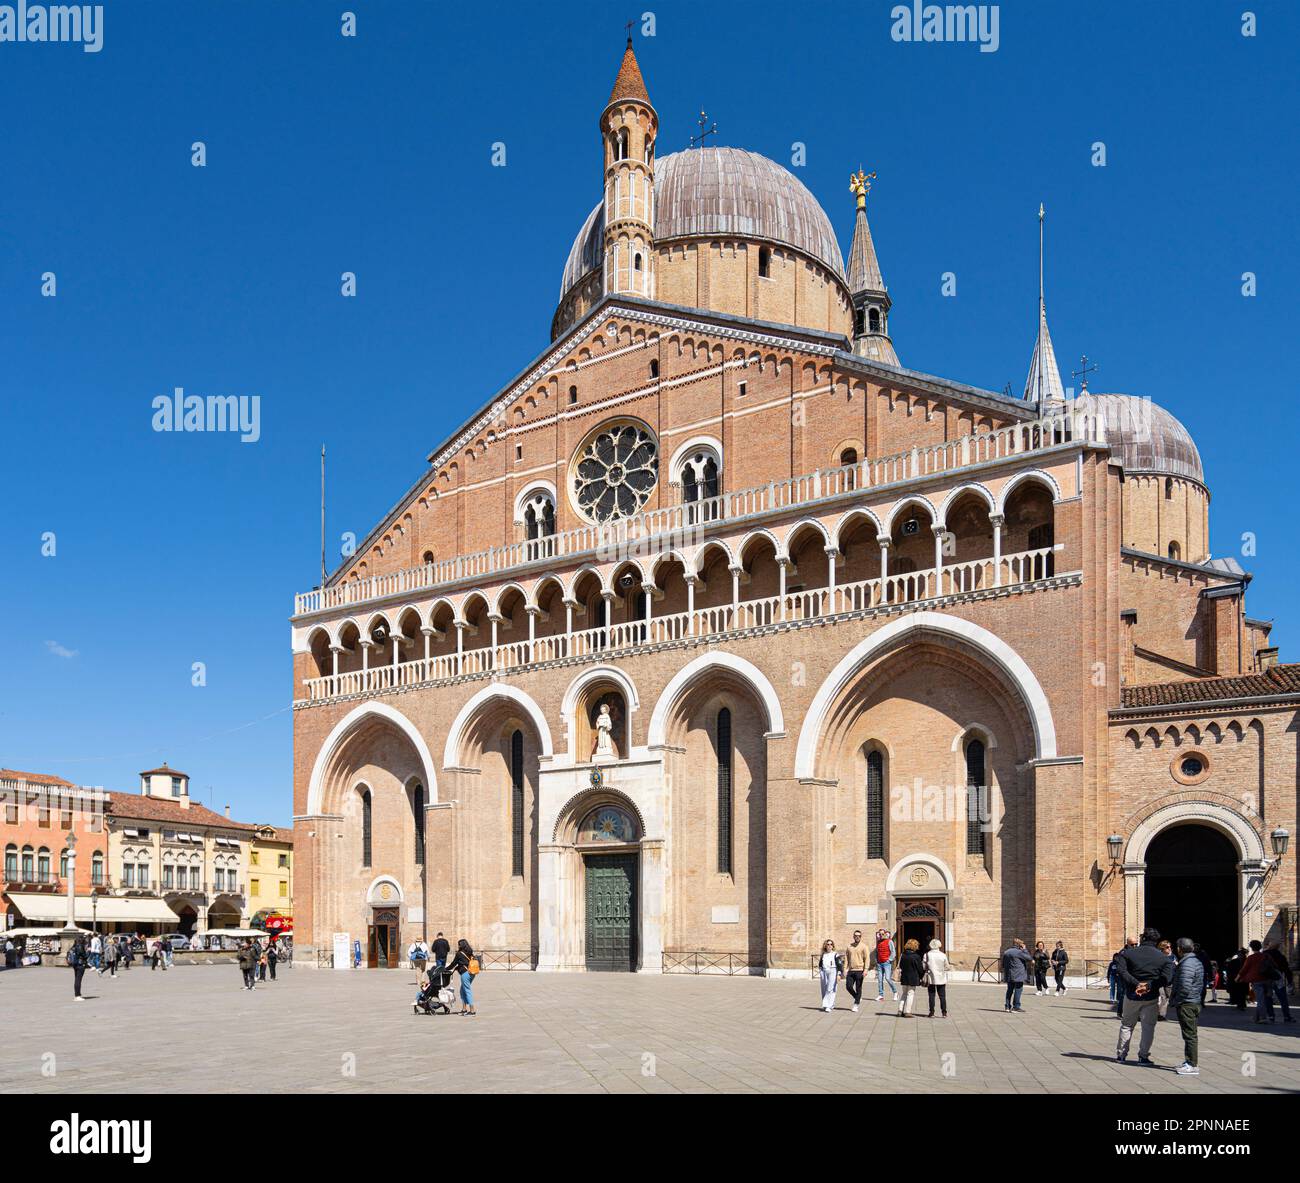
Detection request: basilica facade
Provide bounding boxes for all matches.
[289,41,1296,975]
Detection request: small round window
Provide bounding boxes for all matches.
[1180,756,1204,778]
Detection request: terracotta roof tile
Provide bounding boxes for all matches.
[107,794,258,831]
[0,768,75,787]
[1121,664,1300,708]
[607,39,649,106]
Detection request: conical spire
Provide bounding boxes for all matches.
[607,36,650,106]
[846,183,885,292]
[847,169,898,367]
[1023,203,1065,404]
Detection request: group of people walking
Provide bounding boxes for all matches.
[999,939,1070,1009]
[236,939,279,989]
[409,933,479,1015]
[819,929,951,1018]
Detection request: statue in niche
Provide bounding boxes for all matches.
[594,703,616,760]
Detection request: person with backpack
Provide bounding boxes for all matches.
[872,929,897,1003]
[818,938,844,1012]
[237,941,258,990]
[1264,940,1295,1022]
[1238,940,1282,1024]
[1051,941,1070,995]
[68,937,88,1000]
[446,938,479,1015]
[1001,939,1033,1012]
[1031,941,1051,995]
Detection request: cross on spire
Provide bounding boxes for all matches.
[625,18,634,43]
[689,110,717,148]
[1071,354,1099,392]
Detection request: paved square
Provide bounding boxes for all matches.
[3,965,1297,1094]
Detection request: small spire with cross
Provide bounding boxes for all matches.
[689,110,717,149]
[850,168,877,210]
[625,18,634,44]
[1071,354,1099,392]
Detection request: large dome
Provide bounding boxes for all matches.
[1076,393,1204,485]
[559,147,847,300]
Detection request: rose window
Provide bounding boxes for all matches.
[572,422,658,523]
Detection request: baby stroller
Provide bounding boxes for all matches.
[413,967,455,1016]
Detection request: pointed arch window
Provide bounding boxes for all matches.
[716,708,733,874]
[510,730,525,877]
[965,738,987,856]
[412,782,426,866]
[360,788,373,868]
[868,307,881,332]
[866,749,885,859]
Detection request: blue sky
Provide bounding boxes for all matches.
[1,1,1295,825]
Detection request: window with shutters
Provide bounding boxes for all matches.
[716,708,733,874]
[866,749,885,859]
[511,730,525,877]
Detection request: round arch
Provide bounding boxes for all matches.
[647,653,785,747]
[884,495,939,534]
[364,874,404,905]
[795,611,1058,777]
[996,469,1062,515]
[831,507,885,549]
[442,684,554,769]
[939,482,996,526]
[1124,799,1264,865]
[305,701,439,816]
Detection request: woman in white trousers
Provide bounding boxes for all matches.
[819,940,843,1012]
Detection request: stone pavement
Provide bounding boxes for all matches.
[3,964,1297,1094]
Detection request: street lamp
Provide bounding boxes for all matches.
[1271,828,1290,860]
[1106,834,1124,865]
[91,888,99,934]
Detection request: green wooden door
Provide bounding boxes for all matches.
[584,854,637,972]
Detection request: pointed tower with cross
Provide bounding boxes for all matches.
[601,35,657,299]
[846,169,899,366]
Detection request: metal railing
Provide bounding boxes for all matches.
[477,948,536,971]
[294,409,1102,617]
[663,950,765,975]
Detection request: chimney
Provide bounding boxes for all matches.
[224,804,231,818]
[1258,646,1279,671]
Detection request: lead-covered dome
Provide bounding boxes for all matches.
[559,147,847,300]
[1076,393,1204,485]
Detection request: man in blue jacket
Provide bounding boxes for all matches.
[1169,937,1205,1076]
[1114,928,1175,1064]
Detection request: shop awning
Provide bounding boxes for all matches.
[6,893,181,924]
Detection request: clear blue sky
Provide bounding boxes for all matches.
[2,1,1296,825]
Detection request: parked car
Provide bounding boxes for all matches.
[155,932,191,950]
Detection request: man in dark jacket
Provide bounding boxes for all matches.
[1115,928,1174,1064]
[1264,940,1295,1022]
[1002,939,1033,1012]
[431,932,451,971]
[1170,937,1205,1075]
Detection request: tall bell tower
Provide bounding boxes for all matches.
[601,36,657,299]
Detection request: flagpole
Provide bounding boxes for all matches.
[320,445,327,587]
